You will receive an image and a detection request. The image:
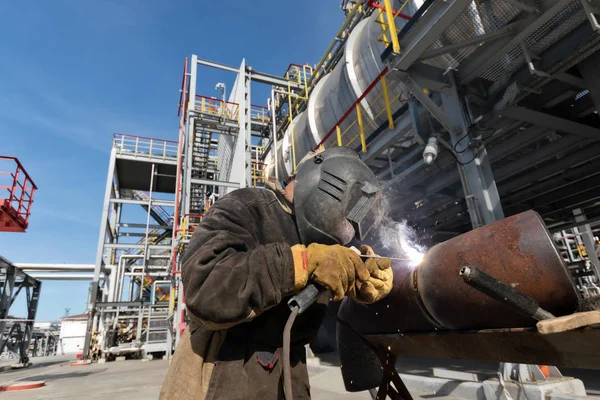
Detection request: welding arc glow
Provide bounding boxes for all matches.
[377,219,427,269]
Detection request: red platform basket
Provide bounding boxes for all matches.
[0,157,37,233]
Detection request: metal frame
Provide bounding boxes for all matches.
[0,257,41,365]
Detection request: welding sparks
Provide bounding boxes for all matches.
[377,218,427,269]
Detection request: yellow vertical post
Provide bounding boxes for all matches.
[201,97,205,113]
[381,75,395,129]
[384,0,400,54]
[377,10,389,46]
[356,104,367,153]
[336,126,342,147]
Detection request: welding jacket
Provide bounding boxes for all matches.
[159,188,328,400]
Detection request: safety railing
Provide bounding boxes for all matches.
[312,67,407,156]
[286,64,313,86]
[371,0,411,54]
[0,156,37,232]
[274,1,366,139]
[179,213,204,241]
[251,105,269,124]
[252,161,267,187]
[113,134,179,160]
[194,95,240,122]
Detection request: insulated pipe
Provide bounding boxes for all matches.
[27,274,100,280]
[15,263,96,271]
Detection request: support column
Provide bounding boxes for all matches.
[573,208,600,274]
[82,147,117,360]
[440,72,504,227]
[229,59,250,191]
[0,264,16,352]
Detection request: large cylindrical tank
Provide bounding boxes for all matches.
[267,0,424,180]
[338,210,580,335]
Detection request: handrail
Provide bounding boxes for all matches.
[0,156,38,230]
[314,67,389,150]
[194,95,240,121]
[113,134,179,160]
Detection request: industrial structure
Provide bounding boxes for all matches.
[78,0,600,365]
[2,0,600,396]
[0,157,41,365]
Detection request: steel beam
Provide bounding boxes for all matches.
[190,178,240,188]
[96,301,144,308]
[392,0,473,71]
[196,58,239,73]
[403,76,458,134]
[554,72,588,90]
[103,243,170,250]
[249,69,303,90]
[500,142,600,196]
[117,223,168,230]
[83,146,117,360]
[377,146,423,179]
[542,185,600,216]
[196,57,302,89]
[361,113,412,163]
[110,198,174,207]
[441,73,504,227]
[417,23,519,62]
[114,154,178,166]
[501,106,600,139]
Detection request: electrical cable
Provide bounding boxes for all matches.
[454,128,496,154]
[282,307,299,400]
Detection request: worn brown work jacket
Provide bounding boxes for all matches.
[160,188,328,400]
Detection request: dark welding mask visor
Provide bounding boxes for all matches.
[346,182,382,241]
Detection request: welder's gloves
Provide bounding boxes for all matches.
[291,244,370,301]
[350,245,394,304]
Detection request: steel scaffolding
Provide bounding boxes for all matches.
[82,56,295,359]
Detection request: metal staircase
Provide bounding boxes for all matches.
[133,190,171,226]
[190,131,214,215]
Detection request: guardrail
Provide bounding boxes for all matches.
[251,105,269,123]
[195,95,240,122]
[313,66,407,155]
[0,156,37,232]
[179,213,204,241]
[113,134,178,160]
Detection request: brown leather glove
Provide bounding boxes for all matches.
[291,243,370,301]
[350,244,393,304]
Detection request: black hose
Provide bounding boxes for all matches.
[282,307,299,400]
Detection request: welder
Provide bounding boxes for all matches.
[159,147,393,400]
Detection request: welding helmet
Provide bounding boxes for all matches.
[293,147,382,245]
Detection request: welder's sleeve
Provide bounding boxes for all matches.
[181,197,296,330]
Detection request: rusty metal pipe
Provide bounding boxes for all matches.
[338,210,579,335]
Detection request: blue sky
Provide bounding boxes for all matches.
[0,0,344,320]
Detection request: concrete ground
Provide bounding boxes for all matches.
[0,355,372,400]
[0,354,598,399]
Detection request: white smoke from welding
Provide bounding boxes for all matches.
[374,194,427,269]
[378,219,427,268]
